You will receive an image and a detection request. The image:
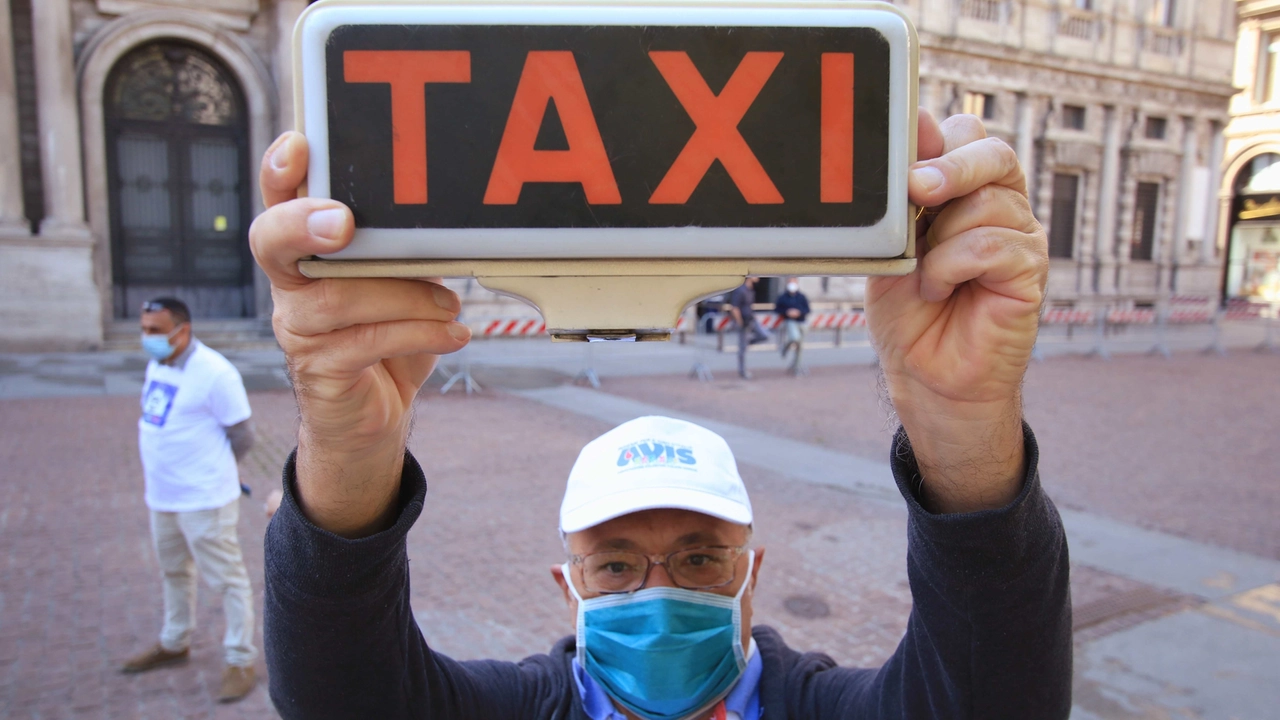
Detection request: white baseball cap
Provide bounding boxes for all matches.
[559,416,753,534]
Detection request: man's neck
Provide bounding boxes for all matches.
[162,339,196,368]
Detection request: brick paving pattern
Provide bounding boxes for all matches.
[602,353,1280,559]
[3,351,1277,717]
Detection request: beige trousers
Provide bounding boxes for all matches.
[150,498,257,667]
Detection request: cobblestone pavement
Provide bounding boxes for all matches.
[602,353,1280,560]
[2,347,1278,718]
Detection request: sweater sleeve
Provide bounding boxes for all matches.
[798,422,1073,719]
[263,450,578,720]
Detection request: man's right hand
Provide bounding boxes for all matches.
[250,131,471,537]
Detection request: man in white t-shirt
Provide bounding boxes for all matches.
[120,297,259,703]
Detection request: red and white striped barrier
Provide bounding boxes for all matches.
[1041,308,1095,325]
[1169,294,1211,305]
[477,318,546,337]
[1166,308,1215,324]
[807,311,866,329]
[1221,302,1266,321]
[1106,308,1157,325]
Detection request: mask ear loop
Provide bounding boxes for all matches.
[731,550,755,668]
[562,563,588,665]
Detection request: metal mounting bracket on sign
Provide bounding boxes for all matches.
[298,257,916,341]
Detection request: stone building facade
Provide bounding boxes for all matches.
[1221,0,1280,302]
[0,0,1241,349]
[910,0,1237,310]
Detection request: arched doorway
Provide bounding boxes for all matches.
[1225,153,1280,302]
[105,42,254,319]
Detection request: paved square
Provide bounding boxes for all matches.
[1,344,1278,718]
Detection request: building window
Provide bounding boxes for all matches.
[1131,182,1161,261]
[1262,34,1280,102]
[963,91,997,120]
[1144,116,1167,140]
[1062,104,1087,130]
[1147,0,1175,26]
[1239,153,1280,194]
[10,0,43,234]
[1049,174,1080,259]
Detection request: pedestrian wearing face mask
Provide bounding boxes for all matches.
[121,297,259,703]
[774,278,810,376]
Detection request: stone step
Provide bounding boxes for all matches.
[105,320,278,352]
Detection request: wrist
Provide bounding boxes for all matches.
[889,381,1025,514]
[295,420,410,537]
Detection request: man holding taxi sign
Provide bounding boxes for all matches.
[256,1,1067,717]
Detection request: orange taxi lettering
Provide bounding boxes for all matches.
[820,53,854,203]
[343,50,472,205]
[484,51,622,205]
[647,51,784,205]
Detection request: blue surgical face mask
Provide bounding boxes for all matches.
[564,551,754,720]
[141,325,184,361]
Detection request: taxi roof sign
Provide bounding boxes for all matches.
[294,0,919,339]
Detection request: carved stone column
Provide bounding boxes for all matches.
[30,0,89,239]
[1171,115,1197,271]
[1015,93,1036,177]
[0,0,29,237]
[1156,173,1179,294]
[1095,105,1127,295]
[1077,170,1099,293]
[275,0,308,132]
[1114,154,1139,296]
[1203,121,1225,264]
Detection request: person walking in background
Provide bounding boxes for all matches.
[727,277,768,379]
[120,298,259,703]
[774,277,810,375]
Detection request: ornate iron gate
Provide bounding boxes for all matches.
[106,42,253,318]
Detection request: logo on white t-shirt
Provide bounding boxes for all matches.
[142,380,179,426]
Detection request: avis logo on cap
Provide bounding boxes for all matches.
[616,441,697,470]
[560,416,752,534]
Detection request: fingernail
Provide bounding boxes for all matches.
[432,284,459,313]
[269,140,289,171]
[307,208,347,241]
[912,166,944,192]
[446,321,471,341]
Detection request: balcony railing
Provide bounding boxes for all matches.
[1057,10,1103,41]
[960,0,1006,23]
[1143,27,1185,57]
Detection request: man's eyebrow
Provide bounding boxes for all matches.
[674,531,721,546]
[592,538,640,551]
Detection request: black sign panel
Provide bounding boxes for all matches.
[323,25,891,230]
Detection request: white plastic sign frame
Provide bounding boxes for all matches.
[294,0,919,340]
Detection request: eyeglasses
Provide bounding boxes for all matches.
[141,301,168,313]
[570,546,746,594]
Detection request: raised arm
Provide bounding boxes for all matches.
[252,133,543,719]
[867,111,1046,515]
[857,110,1069,716]
[249,132,470,538]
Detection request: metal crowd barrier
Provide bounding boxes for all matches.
[1033,297,1279,361]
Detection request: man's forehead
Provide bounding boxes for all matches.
[141,310,175,327]
[567,508,749,551]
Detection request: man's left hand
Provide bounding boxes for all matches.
[866,110,1047,514]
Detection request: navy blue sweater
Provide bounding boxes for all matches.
[774,292,811,322]
[264,425,1072,719]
